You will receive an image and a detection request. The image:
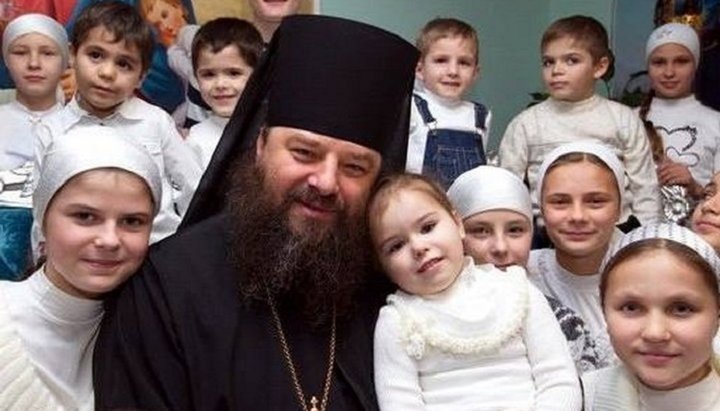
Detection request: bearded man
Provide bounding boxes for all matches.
[93,15,417,411]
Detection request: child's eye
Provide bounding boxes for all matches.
[703,187,717,201]
[228,69,245,77]
[459,58,474,67]
[541,58,554,67]
[669,302,695,317]
[566,56,580,65]
[121,216,149,229]
[198,70,215,79]
[586,196,610,208]
[619,302,641,314]
[116,59,134,71]
[10,49,28,56]
[507,225,528,236]
[72,211,97,224]
[432,56,449,64]
[420,221,436,234]
[385,240,404,255]
[87,50,103,61]
[467,226,490,237]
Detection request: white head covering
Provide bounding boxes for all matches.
[604,223,720,289]
[447,165,532,223]
[2,13,70,68]
[536,141,625,206]
[645,22,700,65]
[33,126,162,229]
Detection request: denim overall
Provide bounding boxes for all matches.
[414,93,488,188]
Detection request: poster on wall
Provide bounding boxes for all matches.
[0,0,317,113]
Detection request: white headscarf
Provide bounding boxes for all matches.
[604,222,720,285]
[645,22,700,65]
[33,126,162,230]
[447,165,532,223]
[2,13,69,68]
[536,141,625,207]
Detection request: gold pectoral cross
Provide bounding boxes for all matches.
[309,396,319,411]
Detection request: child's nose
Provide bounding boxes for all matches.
[98,62,116,79]
[94,223,121,249]
[641,312,671,342]
[27,52,40,68]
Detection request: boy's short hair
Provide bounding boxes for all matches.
[71,1,154,73]
[541,15,611,63]
[191,18,264,72]
[416,17,478,64]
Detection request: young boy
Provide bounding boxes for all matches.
[34,1,202,245]
[406,17,491,189]
[185,18,263,169]
[499,15,660,228]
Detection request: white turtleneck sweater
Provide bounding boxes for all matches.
[0,101,62,171]
[0,268,103,410]
[583,365,720,411]
[641,95,720,188]
[528,248,616,369]
[499,94,661,225]
[406,83,492,173]
[374,259,580,410]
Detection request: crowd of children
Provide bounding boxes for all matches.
[0,2,719,409]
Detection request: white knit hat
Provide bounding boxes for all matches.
[2,13,69,68]
[645,22,700,65]
[447,165,532,223]
[33,126,162,230]
[536,141,625,206]
[604,223,720,286]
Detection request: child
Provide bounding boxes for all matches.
[583,223,720,410]
[0,13,67,171]
[499,15,661,227]
[692,171,720,252]
[35,1,202,245]
[639,23,720,222]
[406,17,491,189]
[0,126,161,409]
[185,17,263,169]
[447,165,603,373]
[369,173,581,410]
[529,141,629,368]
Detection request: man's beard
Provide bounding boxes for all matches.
[226,158,373,327]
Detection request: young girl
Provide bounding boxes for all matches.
[0,13,68,170]
[0,127,161,410]
[528,141,627,368]
[692,171,720,252]
[370,173,581,410]
[583,223,720,410]
[447,165,603,373]
[638,23,720,222]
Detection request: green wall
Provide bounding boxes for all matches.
[319,0,616,150]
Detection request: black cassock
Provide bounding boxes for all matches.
[94,214,389,410]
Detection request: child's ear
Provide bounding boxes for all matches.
[593,56,610,80]
[415,60,424,80]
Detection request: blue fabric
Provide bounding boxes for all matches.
[413,94,487,188]
[0,207,32,280]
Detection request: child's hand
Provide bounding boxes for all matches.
[656,157,702,198]
[60,68,76,103]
